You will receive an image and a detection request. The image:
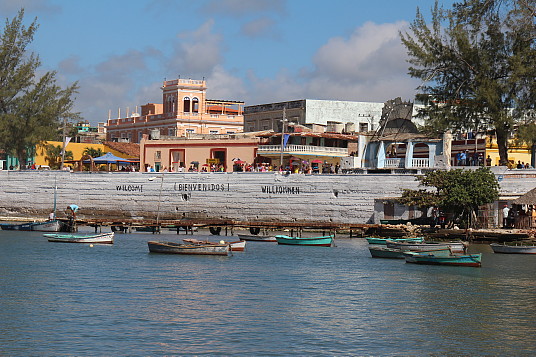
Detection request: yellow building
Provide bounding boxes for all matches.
[34,141,139,168]
[485,136,532,167]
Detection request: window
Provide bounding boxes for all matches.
[192,98,199,113]
[183,97,191,112]
[209,130,219,134]
[186,129,195,133]
[359,123,369,132]
[155,151,161,160]
[226,131,235,134]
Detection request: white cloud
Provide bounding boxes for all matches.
[167,20,224,76]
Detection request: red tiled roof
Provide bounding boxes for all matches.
[103,142,140,158]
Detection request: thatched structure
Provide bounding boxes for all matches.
[512,187,536,205]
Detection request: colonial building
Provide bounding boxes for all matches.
[105,79,244,143]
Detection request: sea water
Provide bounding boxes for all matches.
[1,230,535,356]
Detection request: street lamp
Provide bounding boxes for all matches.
[148,175,164,232]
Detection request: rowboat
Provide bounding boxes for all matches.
[237,234,277,242]
[31,220,62,232]
[386,240,467,254]
[366,237,424,245]
[368,246,451,259]
[148,241,231,255]
[1,220,62,232]
[403,251,482,267]
[490,243,536,254]
[275,235,334,247]
[44,232,114,244]
[183,238,246,251]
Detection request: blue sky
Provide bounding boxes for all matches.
[1,0,456,124]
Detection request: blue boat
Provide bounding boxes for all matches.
[275,235,334,247]
[366,237,424,245]
[403,251,482,267]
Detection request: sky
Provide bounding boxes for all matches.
[1,0,457,125]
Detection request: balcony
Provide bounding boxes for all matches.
[258,144,348,157]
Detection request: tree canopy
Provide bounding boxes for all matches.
[400,0,536,166]
[0,9,79,168]
[398,167,500,228]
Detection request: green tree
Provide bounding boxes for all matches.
[44,143,73,169]
[398,167,500,228]
[0,9,79,169]
[82,147,104,158]
[400,0,536,166]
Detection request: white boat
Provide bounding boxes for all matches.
[44,232,114,244]
[386,240,467,254]
[237,233,277,242]
[490,243,536,254]
[148,241,231,255]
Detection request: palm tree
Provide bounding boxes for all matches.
[45,144,73,169]
[82,147,104,158]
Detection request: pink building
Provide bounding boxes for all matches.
[106,79,244,143]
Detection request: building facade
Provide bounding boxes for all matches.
[140,134,263,172]
[106,79,244,143]
[244,99,387,134]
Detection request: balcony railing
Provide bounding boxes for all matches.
[384,158,404,168]
[412,158,430,167]
[258,144,348,155]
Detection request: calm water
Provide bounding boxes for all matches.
[1,229,535,356]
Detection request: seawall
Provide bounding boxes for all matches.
[0,169,534,224]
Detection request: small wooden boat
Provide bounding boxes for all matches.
[490,243,536,254]
[31,220,62,232]
[275,235,334,247]
[237,233,277,242]
[403,251,482,267]
[386,240,467,254]
[183,238,246,251]
[366,237,424,245]
[1,220,62,232]
[44,232,114,244]
[368,246,452,259]
[148,241,231,255]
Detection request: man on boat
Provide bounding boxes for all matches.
[65,204,79,232]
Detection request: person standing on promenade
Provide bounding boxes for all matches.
[502,204,510,228]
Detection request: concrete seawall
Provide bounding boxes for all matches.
[0,170,534,224]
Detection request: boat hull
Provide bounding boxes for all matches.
[404,252,482,267]
[237,234,277,242]
[366,237,424,245]
[44,232,114,244]
[490,243,536,254]
[275,235,334,246]
[2,220,62,232]
[368,246,452,259]
[148,241,231,255]
[386,241,467,254]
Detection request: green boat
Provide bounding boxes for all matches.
[366,237,424,245]
[403,251,482,267]
[369,246,451,259]
[275,235,334,247]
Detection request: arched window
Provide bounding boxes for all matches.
[192,97,199,113]
[166,95,176,113]
[183,97,191,112]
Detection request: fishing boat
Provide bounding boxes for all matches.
[368,246,452,259]
[490,243,536,254]
[386,240,467,254]
[366,237,424,245]
[275,235,334,247]
[403,251,482,267]
[44,232,114,244]
[148,241,231,255]
[183,238,246,251]
[237,233,277,242]
[1,220,62,232]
